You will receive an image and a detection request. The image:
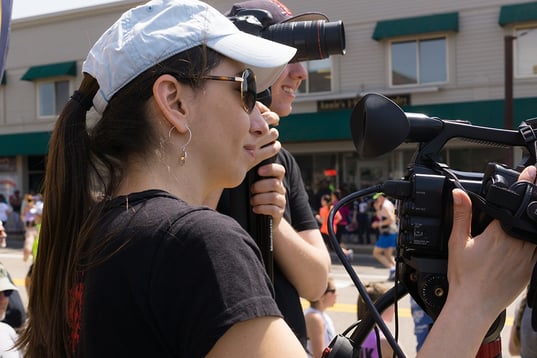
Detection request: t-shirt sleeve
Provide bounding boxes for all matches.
[278,149,319,232]
[149,209,281,357]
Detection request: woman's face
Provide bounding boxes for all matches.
[189,59,269,189]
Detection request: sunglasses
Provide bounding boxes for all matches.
[325,288,336,294]
[201,68,257,114]
[1,290,13,297]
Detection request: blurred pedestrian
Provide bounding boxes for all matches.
[8,191,21,215]
[0,195,11,247]
[304,277,337,358]
[410,297,433,352]
[0,221,27,330]
[0,262,22,357]
[357,197,371,244]
[7,190,23,233]
[331,189,353,257]
[20,194,39,263]
[370,193,397,281]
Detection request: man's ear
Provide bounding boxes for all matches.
[152,74,190,133]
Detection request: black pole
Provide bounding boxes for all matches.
[504,35,515,167]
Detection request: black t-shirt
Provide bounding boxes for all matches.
[75,190,280,358]
[218,148,319,347]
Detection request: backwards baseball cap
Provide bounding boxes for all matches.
[83,0,297,114]
[372,192,385,200]
[0,263,17,293]
[226,0,328,25]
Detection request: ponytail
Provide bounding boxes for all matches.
[18,74,99,357]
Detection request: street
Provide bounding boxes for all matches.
[0,239,523,358]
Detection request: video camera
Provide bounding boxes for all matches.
[322,93,537,357]
[228,9,346,63]
[351,92,537,321]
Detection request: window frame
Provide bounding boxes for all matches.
[388,34,450,88]
[35,77,72,118]
[513,24,537,79]
[297,57,335,95]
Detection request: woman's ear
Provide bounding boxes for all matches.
[152,74,190,133]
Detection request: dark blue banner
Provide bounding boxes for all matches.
[0,0,13,77]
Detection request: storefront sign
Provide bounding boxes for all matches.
[317,94,411,111]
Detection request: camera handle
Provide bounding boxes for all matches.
[249,156,275,281]
[216,154,275,281]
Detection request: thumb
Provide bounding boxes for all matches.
[449,189,473,248]
[518,165,536,183]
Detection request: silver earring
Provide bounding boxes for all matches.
[179,127,192,166]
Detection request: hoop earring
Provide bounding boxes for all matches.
[179,126,192,166]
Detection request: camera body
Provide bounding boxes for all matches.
[395,162,522,322]
[228,9,345,63]
[351,93,537,322]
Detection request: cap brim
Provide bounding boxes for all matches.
[372,193,384,200]
[283,12,329,23]
[0,279,18,292]
[208,31,296,92]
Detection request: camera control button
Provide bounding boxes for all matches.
[526,201,537,221]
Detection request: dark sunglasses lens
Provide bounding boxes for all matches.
[243,69,256,113]
[2,290,13,297]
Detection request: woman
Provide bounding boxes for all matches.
[18,0,306,357]
[304,277,337,358]
[20,195,38,261]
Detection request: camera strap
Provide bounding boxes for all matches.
[518,118,537,163]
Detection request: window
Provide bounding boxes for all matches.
[390,37,447,86]
[38,80,70,117]
[515,26,537,77]
[298,58,332,94]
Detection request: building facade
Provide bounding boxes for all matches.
[1,0,536,206]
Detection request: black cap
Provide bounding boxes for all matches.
[225,0,328,25]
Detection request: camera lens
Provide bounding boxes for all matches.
[262,20,346,62]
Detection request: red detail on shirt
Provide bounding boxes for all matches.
[68,272,85,354]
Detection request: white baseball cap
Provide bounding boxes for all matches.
[83,0,297,114]
[0,263,17,293]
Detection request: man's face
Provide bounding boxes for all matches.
[269,62,307,117]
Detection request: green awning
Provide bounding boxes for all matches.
[0,132,51,155]
[372,12,459,41]
[499,1,537,26]
[21,61,77,81]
